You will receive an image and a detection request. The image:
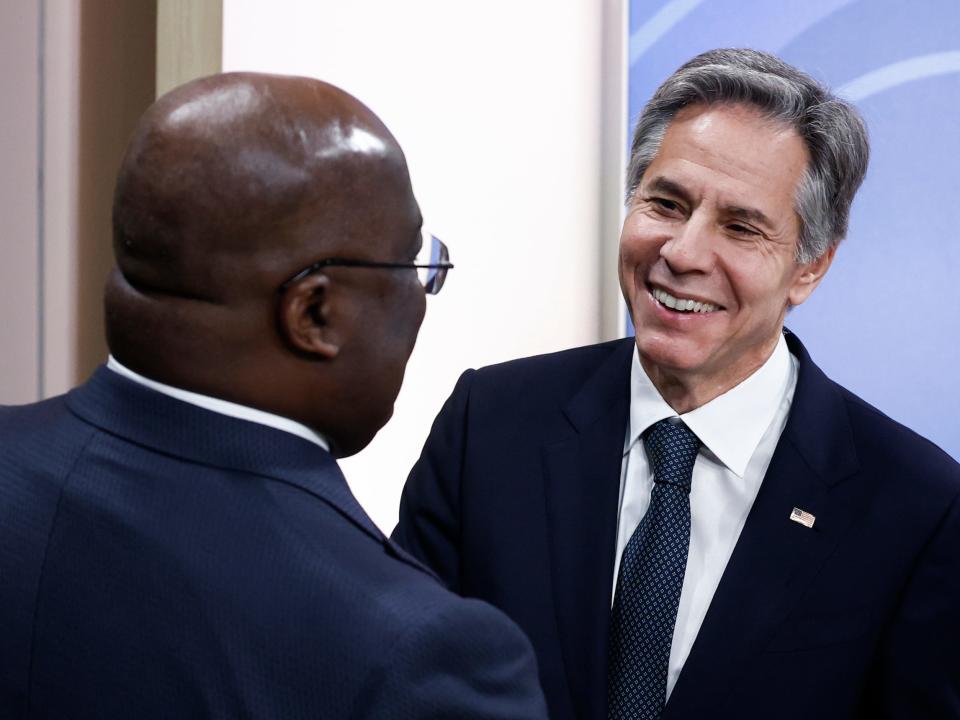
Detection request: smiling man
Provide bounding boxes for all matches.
[622,101,829,414]
[394,49,960,719]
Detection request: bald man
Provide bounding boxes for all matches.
[0,73,546,719]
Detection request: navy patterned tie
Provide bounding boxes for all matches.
[607,419,701,719]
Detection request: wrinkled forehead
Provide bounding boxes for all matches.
[668,101,802,145]
[650,103,809,187]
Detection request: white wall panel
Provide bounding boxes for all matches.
[223,0,608,530]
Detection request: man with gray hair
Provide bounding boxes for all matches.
[395,49,960,718]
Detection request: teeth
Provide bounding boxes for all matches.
[651,287,718,313]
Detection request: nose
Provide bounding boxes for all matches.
[659,214,714,275]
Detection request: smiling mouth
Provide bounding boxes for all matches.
[650,285,722,314]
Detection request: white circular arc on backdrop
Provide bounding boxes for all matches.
[630,0,706,66]
[838,51,960,101]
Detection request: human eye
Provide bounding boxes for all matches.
[647,197,683,216]
[727,222,761,238]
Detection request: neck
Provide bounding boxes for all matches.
[639,334,781,414]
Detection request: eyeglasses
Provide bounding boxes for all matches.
[278,233,454,295]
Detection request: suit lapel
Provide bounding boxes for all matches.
[542,340,633,720]
[664,332,861,716]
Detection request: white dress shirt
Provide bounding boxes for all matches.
[613,333,798,700]
[106,355,331,452]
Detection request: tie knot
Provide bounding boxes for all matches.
[643,419,701,491]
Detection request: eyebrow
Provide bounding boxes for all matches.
[645,175,775,230]
[646,176,692,205]
[724,204,774,230]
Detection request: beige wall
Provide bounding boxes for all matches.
[0,1,156,404]
[156,0,222,96]
[41,0,80,397]
[74,0,156,385]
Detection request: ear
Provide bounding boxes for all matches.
[278,273,340,359]
[787,245,836,307]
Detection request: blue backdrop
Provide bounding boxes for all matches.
[627,0,960,460]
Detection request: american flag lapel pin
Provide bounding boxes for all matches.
[790,507,816,528]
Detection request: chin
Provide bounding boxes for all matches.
[336,405,396,459]
[634,332,714,376]
[329,432,372,459]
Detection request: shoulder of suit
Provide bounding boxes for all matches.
[0,394,96,487]
[450,339,632,420]
[834,381,960,491]
[472,338,632,384]
[0,392,73,430]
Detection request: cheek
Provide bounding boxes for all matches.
[619,215,666,267]
[394,286,426,352]
[409,282,427,327]
[617,248,640,303]
[724,263,797,322]
[410,296,426,344]
[619,234,647,278]
[619,239,658,302]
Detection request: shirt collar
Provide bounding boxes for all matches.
[106,356,331,453]
[626,333,793,478]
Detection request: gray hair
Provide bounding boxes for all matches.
[626,48,869,262]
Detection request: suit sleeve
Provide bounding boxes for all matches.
[349,596,548,720]
[873,488,960,718]
[392,369,477,592]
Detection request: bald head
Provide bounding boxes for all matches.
[106,73,426,455]
[112,72,405,303]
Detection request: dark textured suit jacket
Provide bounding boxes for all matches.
[0,367,548,719]
[394,332,960,719]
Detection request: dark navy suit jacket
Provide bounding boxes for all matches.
[394,332,960,719]
[0,367,548,719]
